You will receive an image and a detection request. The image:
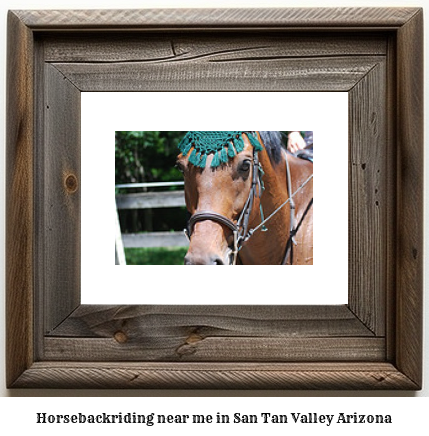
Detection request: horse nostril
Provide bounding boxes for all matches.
[184,253,225,265]
[212,256,225,265]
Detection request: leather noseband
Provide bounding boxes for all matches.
[184,149,262,264]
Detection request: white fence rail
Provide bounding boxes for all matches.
[115,182,188,263]
[122,231,188,248]
[116,190,185,210]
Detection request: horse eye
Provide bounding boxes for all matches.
[175,162,185,173]
[239,160,251,173]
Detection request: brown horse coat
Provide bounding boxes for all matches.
[177,132,313,265]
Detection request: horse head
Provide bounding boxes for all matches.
[176,131,313,265]
[176,131,265,265]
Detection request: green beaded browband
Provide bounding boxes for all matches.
[178,131,263,168]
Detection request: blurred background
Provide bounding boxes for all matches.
[115,131,309,265]
[115,131,188,265]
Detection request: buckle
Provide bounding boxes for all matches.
[230,230,239,265]
[184,228,190,241]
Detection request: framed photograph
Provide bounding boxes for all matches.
[6,7,423,389]
[83,93,347,306]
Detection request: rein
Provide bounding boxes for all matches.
[185,148,313,265]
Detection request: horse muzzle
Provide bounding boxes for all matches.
[184,214,237,265]
[184,252,229,265]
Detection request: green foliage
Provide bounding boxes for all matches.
[125,247,188,265]
[115,131,186,186]
[115,131,188,235]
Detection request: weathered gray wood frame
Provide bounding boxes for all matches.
[6,8,423,389]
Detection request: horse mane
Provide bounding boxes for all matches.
[258,131,285,164]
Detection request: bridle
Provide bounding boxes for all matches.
[184,148,313,265]
[185,148,263,265]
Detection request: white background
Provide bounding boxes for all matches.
[0,0,428,420]
[81,92,348,305]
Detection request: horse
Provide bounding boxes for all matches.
[176,131,313,265]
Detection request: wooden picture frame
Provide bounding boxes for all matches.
[6,7,423,389]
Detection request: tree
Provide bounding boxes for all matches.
[115,131,186,187]
[115,131,187,234]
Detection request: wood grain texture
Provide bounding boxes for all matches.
[384,33,398,364]
[11,362,419,390]
[14,8,420,29]
[44,337,385,362]
[6,11,35,388]
[395,9,424,388]
[49,305,373,338]
[43,64,81,333]
[42,33,388,63]
[52,56,383,92]
[44,305,379,362]
[348,62,387,336]
[6,7,423,390]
